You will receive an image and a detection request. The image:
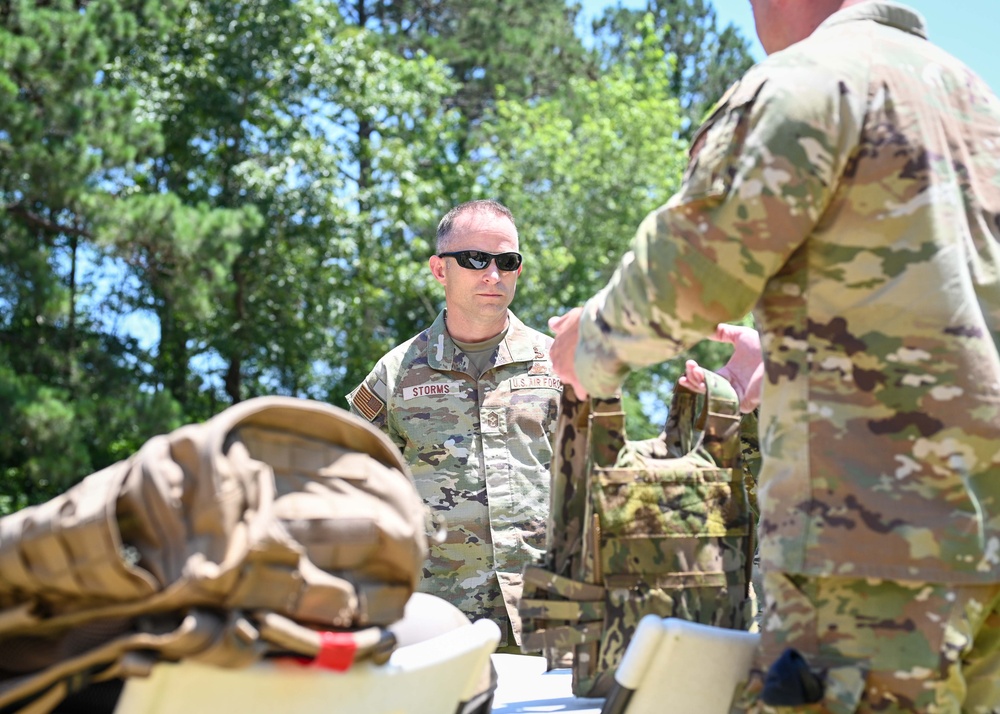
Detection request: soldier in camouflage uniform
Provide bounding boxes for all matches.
[348,199,561,651]
[550,1,1000,711]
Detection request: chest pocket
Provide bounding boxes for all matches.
[507,387,560,442]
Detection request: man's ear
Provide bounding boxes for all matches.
[429,255,447,286]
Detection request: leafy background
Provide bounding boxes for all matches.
[0,0,756,512]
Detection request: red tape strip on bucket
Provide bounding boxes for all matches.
[314,632,358,671]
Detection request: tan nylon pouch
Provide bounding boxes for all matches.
[0,461,157,613]
[0,397,427,714]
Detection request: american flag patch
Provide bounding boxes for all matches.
[351,382,385,422]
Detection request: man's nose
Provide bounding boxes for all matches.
[482,265,502,284]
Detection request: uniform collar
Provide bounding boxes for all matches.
[427,310,542,372]
[818,1,927,39]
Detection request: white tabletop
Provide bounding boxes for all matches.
[490,654,605,713]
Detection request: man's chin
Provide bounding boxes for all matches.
[476,297,510,309]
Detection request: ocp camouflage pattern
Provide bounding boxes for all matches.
[347,310,560,645]
[520,373,755,697]
[573,2,1000,584]
[731,573,1000,713]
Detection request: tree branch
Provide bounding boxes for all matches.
[4,203,93,240]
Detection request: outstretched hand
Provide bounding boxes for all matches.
[548,308,589,399]
[677,323,763,413]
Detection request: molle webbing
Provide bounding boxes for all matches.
[0,397,427,714]
[520,374,755,698]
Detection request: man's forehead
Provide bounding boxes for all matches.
[452,212,515,233]
[451,228,516,241]
[445,214,518,247]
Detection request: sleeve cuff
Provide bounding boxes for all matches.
[574,293,630,398]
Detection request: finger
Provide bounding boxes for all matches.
[678,359,707,393]
[677,376,697,393]
[710,322,745,346]
[686,359,706,388]
[548,307,581,335]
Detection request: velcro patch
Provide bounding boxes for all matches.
[510,376,562,390]
[482,407,506,435]
[529,361,550,376]
[403,381,463,401]
[351,382,385,422]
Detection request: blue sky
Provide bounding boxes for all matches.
[579,1,1000,94]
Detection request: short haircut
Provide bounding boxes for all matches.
[436,199,516,253]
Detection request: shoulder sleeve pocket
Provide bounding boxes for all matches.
[681,79,766,203]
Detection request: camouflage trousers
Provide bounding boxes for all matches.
[731,572,1000,714]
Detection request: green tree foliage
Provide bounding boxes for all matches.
[479,16,686,324]
[478,14,751,436]
[368,0,591,121]
[0,0,188,509]
[103,0,459,409]
[308,21,461,399]
[0,0,756,509]
[104,0,333,412]
[330,0,596,349]
[594,0,756,134]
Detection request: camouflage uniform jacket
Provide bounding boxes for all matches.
[574,2,1000,583]
[348,310,561,642]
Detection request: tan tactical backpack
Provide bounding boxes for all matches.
[0,396,428,713]
[519,373,756,697]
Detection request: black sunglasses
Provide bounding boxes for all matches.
[437,250,523,272]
